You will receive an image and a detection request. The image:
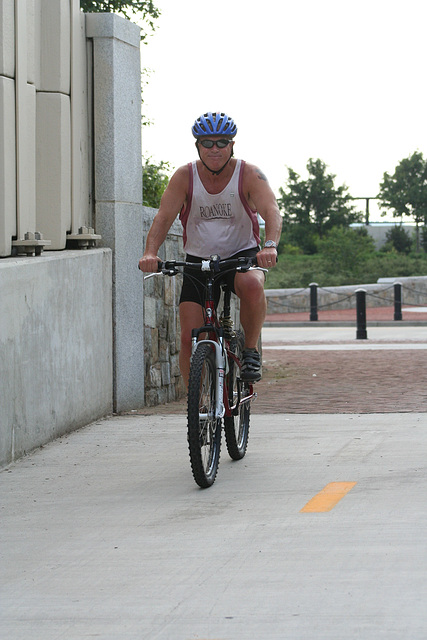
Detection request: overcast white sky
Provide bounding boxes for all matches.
[136,0,427,221]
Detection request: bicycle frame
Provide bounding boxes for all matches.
[142,254,266,487]
[189,266,256,420]
[144,254,262,419]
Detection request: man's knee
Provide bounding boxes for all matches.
[236,274,265,303]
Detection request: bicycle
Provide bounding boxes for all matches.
[144,254,267,488]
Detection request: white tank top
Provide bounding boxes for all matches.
[179,159,260,259]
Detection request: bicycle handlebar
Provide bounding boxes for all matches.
[140,254,268,279]
[158,254,259,275]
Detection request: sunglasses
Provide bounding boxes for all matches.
[198,139,232,149]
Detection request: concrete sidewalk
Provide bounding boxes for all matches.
[2,323,427,638]
[2,410,427,639]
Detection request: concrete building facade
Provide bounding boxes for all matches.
[0,1,177,466]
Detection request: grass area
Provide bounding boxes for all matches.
[265,252,427,289]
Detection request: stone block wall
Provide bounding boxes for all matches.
[265,276,427,316]
[142,210,186,406]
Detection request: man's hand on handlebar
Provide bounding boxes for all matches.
[138,253,162,273]
[255,246,278,270]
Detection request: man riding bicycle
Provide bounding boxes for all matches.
[138,111,282,385]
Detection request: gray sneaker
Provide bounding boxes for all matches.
[241,348,261,382]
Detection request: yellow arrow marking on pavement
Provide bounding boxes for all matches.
[300,481,357,513]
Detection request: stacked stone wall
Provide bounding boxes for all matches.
[265,276,427,315]
[142,211,186,406]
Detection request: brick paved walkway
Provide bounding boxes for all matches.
[255,349,427,414]
[135,308,427,417]
[258,306,427,414]
[135,347,427,416]
[265,305,427,323]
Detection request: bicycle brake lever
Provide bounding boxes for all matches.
[144,267,178,279]
[236,266,268,274]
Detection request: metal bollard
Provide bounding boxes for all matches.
[309,282,318,321]
[355,288,367,339]
[394,282,402,321]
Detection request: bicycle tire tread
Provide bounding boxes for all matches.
[187,343,221,488]
[224,329,251,460]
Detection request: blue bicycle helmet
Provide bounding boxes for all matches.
[192,112,237,138]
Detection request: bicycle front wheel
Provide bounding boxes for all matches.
[187,343,221,488]
[224,330,250,460]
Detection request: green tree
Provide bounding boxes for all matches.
[278,159,361,253]
[378,151,427,252]
[80,1,160,41]
[383,226,413,255]
[318,227,376,280]
[142,158,171,208]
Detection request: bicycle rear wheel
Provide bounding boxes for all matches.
[224,330,250,460]
[187,343,221,488]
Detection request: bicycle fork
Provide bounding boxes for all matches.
[191,335,226,419]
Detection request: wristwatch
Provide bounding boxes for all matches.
[264,240,278,249]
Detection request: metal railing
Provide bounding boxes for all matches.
[266,280,427,339]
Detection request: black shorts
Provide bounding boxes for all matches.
[179,247,260,308]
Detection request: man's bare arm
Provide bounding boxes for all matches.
[243,163,282,268]
[139,166,188,272]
